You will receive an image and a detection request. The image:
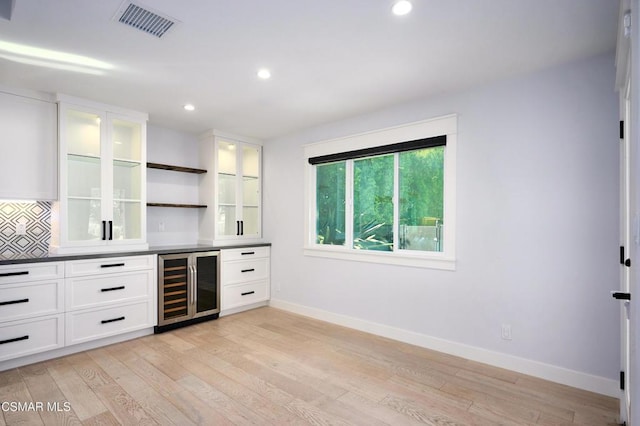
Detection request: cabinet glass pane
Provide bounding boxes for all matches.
[218,141,237,175]
[218,173,236,205]
[160,257,189,322]
[67,199,102,241]
[217,205,236,236]
[112,119,141,161]
[113,161,141,201]
[242,206,259,236]
[112,201,141,240]
[243,176,259,207]
[195,255,218,313]
[67,155,101,198]
[66,110,101,157]
[242,145,259,177]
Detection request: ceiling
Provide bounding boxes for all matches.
[0,0,619,140]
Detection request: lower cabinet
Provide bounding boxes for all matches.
[0,255,155,369]
[0,262,65,362]
[221,246,270,312]
[64,255,156,345]
[0,315,64,362]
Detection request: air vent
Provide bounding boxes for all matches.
[115,2,177,38]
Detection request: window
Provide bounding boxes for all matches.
[305,115,457,270]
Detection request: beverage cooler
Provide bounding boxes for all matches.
[155,251,220,332]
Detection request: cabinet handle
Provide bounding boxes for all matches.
[241,251,255,256]
[0,298,29,306]
[101,286,125,292]
[108,221,113,241]
[240,220,244,236]
[0,271,29,278]
[236,221,240,236]
[241,291,255,296]
[102,221,107,240]
[0,335,29,345]
[101,316,125,324]
[241,268,255,273]
[100,263,125,268]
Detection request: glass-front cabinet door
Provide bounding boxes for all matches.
[110,115,144,241]
[51,99,148,254]
[215,138,262,240]
[64,108,104,243]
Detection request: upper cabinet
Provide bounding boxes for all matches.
[199,131,262,244]
[50,97,148,254]
[0,89,57,201]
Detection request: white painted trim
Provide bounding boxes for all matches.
[303,246,456,270]
[269,299,619,398]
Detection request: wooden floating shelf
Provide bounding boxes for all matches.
[147,203,207,208]
[147,162,207,174]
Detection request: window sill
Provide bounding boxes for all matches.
[303,246,456,271]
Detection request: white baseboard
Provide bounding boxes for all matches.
[269,299,619,398]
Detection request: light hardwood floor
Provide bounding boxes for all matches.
[0,307,619,425]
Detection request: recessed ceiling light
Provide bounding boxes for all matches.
[257,68,271,79]
[392,0,412,16]
[184,104,195,111]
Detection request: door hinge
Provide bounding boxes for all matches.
[620,120,625,139]
[620,371,625,390]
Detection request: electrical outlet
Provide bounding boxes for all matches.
[158,221,165,232]
[501,324,512,340]
[15,223,26,235]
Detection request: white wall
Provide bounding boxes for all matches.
[146,125,201,246]
[263,52,620,395]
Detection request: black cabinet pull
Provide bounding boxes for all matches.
[101,286,125,292]
[0,298,29,306]
[102,220,107,240]
[0,335,28,345]
[241,268,255,273]
[236,221,240,236]
[100,263,125,268]
[0,271,29,278]
[241,251,255,256]
[240,220,244,236]
[241,291,255,296]
[108,220,113,241]
[101,316,125,324]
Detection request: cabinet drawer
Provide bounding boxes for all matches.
[222,280,269,310]
[0,315,64,362]
[0,262,63,285]
[66,300,153,345]
[0,280,63,322]
[222,258,269,285]
[221,246,270,262]
[65,255,154,277]
[66,271,152,310]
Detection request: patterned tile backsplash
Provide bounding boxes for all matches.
[0,202,51,258]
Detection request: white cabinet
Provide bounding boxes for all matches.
[51,96,148,254]
[220,246,270,312]
[0,88,57,201]
[0,262,64,362]
[199,131,262,244]
[64,255,155,345]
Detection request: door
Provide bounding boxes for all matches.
[157,253,190,326]
[61,105,106,246]
[616,84,632,424]
[192,252,220,317]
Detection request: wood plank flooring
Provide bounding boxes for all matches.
[0,307,619,425]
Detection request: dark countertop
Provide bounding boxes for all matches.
[0,243,271,266]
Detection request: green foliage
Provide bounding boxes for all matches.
[314,146,444,251]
